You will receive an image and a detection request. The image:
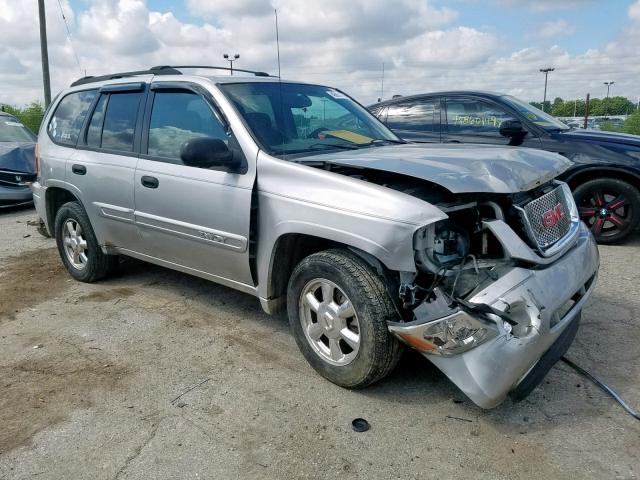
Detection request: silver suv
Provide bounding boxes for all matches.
[32,66,599,408]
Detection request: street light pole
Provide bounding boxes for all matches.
[604,81,614,115]
[540,68,554,113]
[38,0,51,106]
[223,53,240,75]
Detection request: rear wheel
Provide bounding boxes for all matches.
[287,249,403,388]
[54,201,117,282]
[573,178,640,244]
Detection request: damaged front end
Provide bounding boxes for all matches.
[389,181,599,408]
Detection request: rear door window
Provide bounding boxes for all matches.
[101,92,143,152]
[86,95,107,148]
[48,90,97,145]
[386,99,439,132]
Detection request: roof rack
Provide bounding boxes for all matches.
[70,65,273,87]
[157,65,273,77]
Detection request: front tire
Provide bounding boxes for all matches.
[573,178,640,244]
[54,201,117,282]
[287,249,403,388]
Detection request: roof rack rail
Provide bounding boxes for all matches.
[153,65,273,77]
[70,66,181,87]
[70,65,273,87]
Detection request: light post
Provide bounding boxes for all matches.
[223,54,240,75]
[604,81,614,115]
[540,67,554,113]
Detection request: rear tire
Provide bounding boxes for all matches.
[287,249,403,388]
[573,178,640,244]
[54,201,117,282]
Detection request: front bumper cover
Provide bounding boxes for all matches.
[390,222,599,409]
[0,184,32,205]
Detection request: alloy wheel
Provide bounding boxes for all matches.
[62,219,88,270]
[298,278,361,366]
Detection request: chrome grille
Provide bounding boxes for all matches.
[519,186,571,250]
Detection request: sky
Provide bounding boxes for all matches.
[1,0,639,107]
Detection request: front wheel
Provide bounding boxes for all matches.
[573,178,640,244]
[287,249,403,388]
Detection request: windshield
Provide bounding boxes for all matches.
[219,82,400,156]
[501,95,569,131]
[0,116,37,143]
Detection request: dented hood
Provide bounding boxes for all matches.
[0,142,36,174]
[308,143,571,194]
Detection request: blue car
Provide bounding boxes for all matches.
[370,91,640,243]
[0,111,36,208]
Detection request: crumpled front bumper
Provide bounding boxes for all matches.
[390,222,599,409]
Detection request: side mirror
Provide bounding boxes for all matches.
[180,137,238,171]
[499,119,526,138]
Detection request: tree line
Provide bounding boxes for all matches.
[1,102,45,134]
[530,96,638,117]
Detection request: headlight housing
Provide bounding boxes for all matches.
[389,310,498,356]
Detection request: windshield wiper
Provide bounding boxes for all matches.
[368,138,406,145]
[308,143,361,151]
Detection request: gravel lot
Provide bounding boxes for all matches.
[0,206,638,480]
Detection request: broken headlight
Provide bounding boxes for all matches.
[407,311,498,356]
[414,220,471,273]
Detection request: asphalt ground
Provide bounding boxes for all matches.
[0,205,638,479]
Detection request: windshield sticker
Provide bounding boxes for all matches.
[4,121,24,127]
[326,89,347,99]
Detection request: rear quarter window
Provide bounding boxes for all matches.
[48,90,97,145]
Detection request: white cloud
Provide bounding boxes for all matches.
[537,19,575,39]
[629,0,640,21]
[0,0,638,108]
[494,0,595,12]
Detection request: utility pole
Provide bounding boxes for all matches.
[223,53,240,75]
[583,93,590,129]
[603,81,614,115]
[540,68,554,113]
[38,0,52,106]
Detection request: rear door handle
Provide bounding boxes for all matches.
[71,164,86,175]
[141,175,159,189]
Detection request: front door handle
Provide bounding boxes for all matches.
[141,175,159,189]
[71,164,86,175]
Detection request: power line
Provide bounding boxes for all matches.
[56,0,83,76]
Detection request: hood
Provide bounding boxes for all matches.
[555,128,640,148]
[306,143,570,194]
[0,142,36,174]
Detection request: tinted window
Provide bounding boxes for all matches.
[101,92,142,152]
[148,91,227,161]
[0,116,36,143]
[86,95,107,148]
[386,100,438,132]
[48,90,97,145]
[369,105,386,121]
[445,98,514,136]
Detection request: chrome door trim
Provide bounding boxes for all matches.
[134,210,248,252]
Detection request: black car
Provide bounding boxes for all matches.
[0,111,36,208]
[369,91,640,243]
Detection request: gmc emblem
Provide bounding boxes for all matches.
[542,203,565,228]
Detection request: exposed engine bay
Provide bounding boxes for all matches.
[315,163,555,310]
